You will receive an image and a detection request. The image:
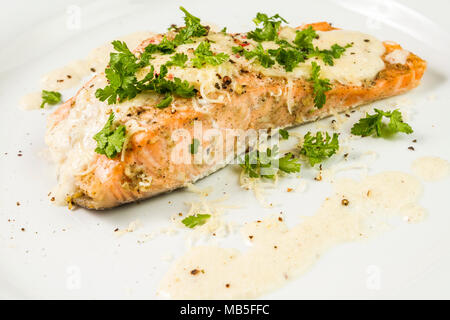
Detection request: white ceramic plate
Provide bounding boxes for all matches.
[1,0,450,299]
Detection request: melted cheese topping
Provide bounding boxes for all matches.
[158,171,424,299]
[385,49,410,65]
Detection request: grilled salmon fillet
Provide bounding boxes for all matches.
[46,21,426,209]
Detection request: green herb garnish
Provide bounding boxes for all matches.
[279,129,289,140]
[95,40,142,105]
[240,146,301,179]
[166,53,188,68]
[93,113,127,159]
[156,95,173,109]
[247,13,287,42]
[232,44,275,68]
[40,90,62,108]
[351,109,413,137]
[192,41,229,68]
[182,214,211,228]
[300,131,339,166]
[309,62,331,109]
[190,138,200,154]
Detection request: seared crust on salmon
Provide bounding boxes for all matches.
[47,22,426,209]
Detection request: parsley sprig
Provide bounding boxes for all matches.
[351,109,413,137]
[247,13,288,42]
[192,41,229,68]
[96,7,204,106]
[309,62,331,109]
[232,44,275,68]
[240,146,301,179]
[93,113,127,159]
[300,131,339,166]
[40,90,61,108]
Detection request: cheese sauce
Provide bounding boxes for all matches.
[411,156,450,182]
[21,32,157,109]
[158,171,424,299]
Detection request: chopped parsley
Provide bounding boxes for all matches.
[93,113,127,159]
[96,8,201,106]
[247,13,287,42]
[309,43,352,66]
[40,90,62,108]
[182,214,211,228]
[174,7,209,46]
[240,146,300,179]
[192,41,229,68]
[268,44,305,72]
[279,129,289,140]
[156,95,173,109]
[95,40,142,104]
[309,62,331,109]
[351,109,413,137]
[300,131,339,166]
[190,138,200,154]
[166,53,188,68]
[232,44,275,68]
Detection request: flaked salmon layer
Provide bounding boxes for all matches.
[47,22,426,209]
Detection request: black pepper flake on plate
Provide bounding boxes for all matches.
[190,269,200,275]
[408,146,415,151]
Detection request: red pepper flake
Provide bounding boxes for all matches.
[50,197,55,202]
[67,75,72,79]
[287,188,293,192]
[278,217,283,222]
[249,235,254,240]
[57,79,64,83]
[239,42,250,47]
[167,74,174,80]
[225,283,230,288]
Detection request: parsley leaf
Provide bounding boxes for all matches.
[192,41,229,68]
[247,13,287,42]
[279,129,289,140]
[309,43,352,66]
[174,7,209,46]
[95,40,141,104]
[279,153,301,173]
[190,138,200,154]
[166,53,188,68]
[182,214,211,228]
[268,45,305,72]
[351,109,413,137]
[233,44,275,68]
[300,131,339,166]
[156,95,173,109]
[93,113,127,159]
[293,26,317,52]
[240,146,300,179]
[40,90,61,108]
[309,62,331,109]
